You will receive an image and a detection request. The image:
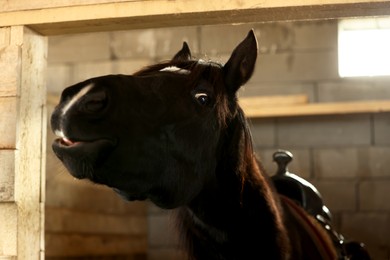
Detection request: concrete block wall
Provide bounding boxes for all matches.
[47,21,390,259]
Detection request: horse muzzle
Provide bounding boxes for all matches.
[52,138,116,180]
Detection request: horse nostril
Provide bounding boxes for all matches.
[81,90,108,113]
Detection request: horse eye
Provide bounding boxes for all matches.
[195,93,209,106]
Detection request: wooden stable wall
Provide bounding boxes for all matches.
[0,27,47,259]
[1,0,390,259]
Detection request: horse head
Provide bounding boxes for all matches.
[51,30,258,209]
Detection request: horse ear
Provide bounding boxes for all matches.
[223,30,258,94]
[172,42,192,61]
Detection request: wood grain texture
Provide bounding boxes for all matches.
[242,100,390,118]
[13,26,47,260]
[0,0,390,35]
[0,28,20,97]
[0,97,17,149]
[0,203,17,256]
[0,150,16,202]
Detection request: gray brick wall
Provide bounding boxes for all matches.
[47,21,390,259]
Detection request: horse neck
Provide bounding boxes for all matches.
[176,109,291,259]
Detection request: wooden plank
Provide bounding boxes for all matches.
[46,177,147,215]
[0,203,17,257]
[0,0,390,35]
[243,100,390,118]
[45,207,147,235]
[239,94,308,109]
[0,150,15,202]
[0,0,136,12]
[0,97,17,149]
[0,28,20,97]
[45,233,147,257]
[13,26,47,260]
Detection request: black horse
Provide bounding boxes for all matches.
[51,30,369,259]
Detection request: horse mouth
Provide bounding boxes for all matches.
[58,137,82,147]
[53,137,115,149]
[52,137,116,179]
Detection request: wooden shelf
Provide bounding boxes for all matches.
[241,99,390,118]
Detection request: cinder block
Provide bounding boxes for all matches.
[318,81,390,102]
[252,51,339,83]
[112,59,154,75]
[374,113,390,145]
[257,148,311,179]
[48,32,111,63]
[201,21,337,56]
[71,61,112,84]
[367,147,390,177]
[148,212,179,247]
[154,27,199,60]
[313,148,362,179]
[112,27,199,60]
[111,29,157,59]
[277,115,371,147]
[360,180,390,211]
[340,213,388,249]
[310,180,356,211]
[249,118,276,148]
[0,150,15,201]
[46,64,72,94]
[201,24,256,56]
[240,82,316,102]
[291,21,338,51]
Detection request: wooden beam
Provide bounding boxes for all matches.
[242,100,390,118]
[239,94,308,109]
[1,0,390,35]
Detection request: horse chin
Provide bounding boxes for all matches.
[113,188,148,201]
[52,138,116,179]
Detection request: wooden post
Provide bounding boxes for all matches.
[0,26,47,259]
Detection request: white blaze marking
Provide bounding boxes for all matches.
[61,83,93,116]
[160,66,191,75]
[195,93,208,99]
[54,130,65,139]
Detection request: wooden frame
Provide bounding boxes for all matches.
[1,0,390,35]
[1,1,390,259]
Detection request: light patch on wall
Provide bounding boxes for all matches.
[338,17,390,77]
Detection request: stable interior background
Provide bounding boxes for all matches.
[46,20,390,259]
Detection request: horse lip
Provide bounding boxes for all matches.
[52,129,116,148]
[53,137,116,149]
